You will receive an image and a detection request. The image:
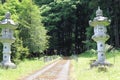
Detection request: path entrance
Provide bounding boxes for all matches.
[22,58,70,80]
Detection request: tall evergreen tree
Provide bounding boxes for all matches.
[40,0,88,56]
[18,0,49,54]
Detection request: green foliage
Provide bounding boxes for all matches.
[0,0,28,62]
[0,0,49,61]
[33,0,54,6]
[0,0,120,57]
[83,27,96,50]
[40,0,79,55]
[11,30,29,63]
[18,0,49,53]
[1,0,20,21]
[27,0,120,56]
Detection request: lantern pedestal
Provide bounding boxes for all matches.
[0,61,16,69]
[0,43,16,68]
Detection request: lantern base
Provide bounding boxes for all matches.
[90,60,113,68]
[0,61,16,69]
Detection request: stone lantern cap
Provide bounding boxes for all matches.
[96,6,103,17]
[89,7,111,27]
[0,12,17,29]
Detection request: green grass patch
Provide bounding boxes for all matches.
[71,49,120,80]
[0,56,59,80]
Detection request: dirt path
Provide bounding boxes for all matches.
[22,58,70,80]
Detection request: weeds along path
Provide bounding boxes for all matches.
[22,58,70,80]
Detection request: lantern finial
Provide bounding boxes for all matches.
[96,6,103,17]
[5,12,11,19]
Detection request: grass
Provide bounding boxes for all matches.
[0,56,59,80]
[71,49,120,80]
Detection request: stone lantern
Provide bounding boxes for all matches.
[0,12,17,68]
[89,7,112,67]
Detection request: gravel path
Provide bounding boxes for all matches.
[23,59,70,80]
[56,60,70,80]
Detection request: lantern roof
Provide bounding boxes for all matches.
[0,12,17,29]
[89,7,111,27]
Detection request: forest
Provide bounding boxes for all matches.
[0,0,120,62]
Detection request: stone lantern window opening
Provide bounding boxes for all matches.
[4,46,7,49]
[101,54,104,56]
[100,44,103,47]
[4,56,7,58]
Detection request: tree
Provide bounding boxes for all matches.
[0,0,29,62]
[33,0,54,6]
[40,0,88,56]
[0,0,120,57]
[18,0,49,54]
[0,0,49,61]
